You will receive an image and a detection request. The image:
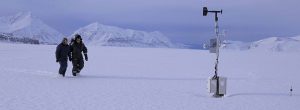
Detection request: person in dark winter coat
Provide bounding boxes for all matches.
[55,38,71,77]
[69,38,75,45]
[69,34,88,76]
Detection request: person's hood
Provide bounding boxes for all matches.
[60,38,68,45]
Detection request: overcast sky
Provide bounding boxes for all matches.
[0,0,300,44]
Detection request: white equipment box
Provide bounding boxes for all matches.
[208,76,227,95]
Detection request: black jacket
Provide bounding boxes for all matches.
[56,43,71,61]
[70,42,88,60]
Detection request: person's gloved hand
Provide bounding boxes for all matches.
[56,59,59,63]
[84,54,88,61]
[69,57,72,61]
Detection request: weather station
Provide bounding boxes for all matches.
[203,7,227,98]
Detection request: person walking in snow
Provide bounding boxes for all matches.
[69,34,88,76]
[69,38,75,45]
[55,38,71,77]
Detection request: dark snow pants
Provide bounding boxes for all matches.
[72,58,84,74]
[59,60,68,76]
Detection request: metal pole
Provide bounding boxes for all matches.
[203,7,224,97]
[214,13,219,78]
[214,13,221,96]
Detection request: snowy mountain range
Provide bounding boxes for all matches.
[0,12,64,44]
[222,36,300,52]
[0,12,176,48]
[1,12,299,51]
[71,22,174,48]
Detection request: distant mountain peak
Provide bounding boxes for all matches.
[0,12,64,44]
[85,22,100,29]
[222,36,300,52]
[256,37,298,43]
[72,22,175,48]
[8,11,33,24]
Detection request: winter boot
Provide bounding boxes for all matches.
[72,71,77,76]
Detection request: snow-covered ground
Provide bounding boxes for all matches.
[0,43,299,110]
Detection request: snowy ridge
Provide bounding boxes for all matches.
[72,22,175,48]
[249,37,300,52]
[222,36,300,52]
[0,12,64,44]
[292,36,300,40]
